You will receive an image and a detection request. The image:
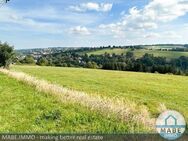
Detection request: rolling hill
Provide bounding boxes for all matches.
[1,65,187,132]
[12,66,188,125]
[87,48,188,59]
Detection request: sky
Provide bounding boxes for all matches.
[0,0,188,49]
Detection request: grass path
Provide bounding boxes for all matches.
[0,68,156,132]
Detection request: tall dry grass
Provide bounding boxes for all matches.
[0,68,157,131]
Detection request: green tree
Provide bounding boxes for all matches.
[126,51,134,59]
[0,42,14,69]
[37,57,48,66]
[86,61,98,69]
[23,55,35,64]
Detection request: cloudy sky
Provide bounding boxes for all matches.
[0,0,188,49]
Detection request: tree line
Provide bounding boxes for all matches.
[19,51,188,76]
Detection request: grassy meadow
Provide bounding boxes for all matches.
[87,48,188,59]
[12,65,188,124]
[0,72,142,133]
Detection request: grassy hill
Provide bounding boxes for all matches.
[87,48,188,59]
[0,72,141,133]
[12,65,188,125]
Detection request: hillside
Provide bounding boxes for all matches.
[87,48,188,59]
[12,66,188,125]
[0,72,143,133]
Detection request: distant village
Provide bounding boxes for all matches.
[16,47,69,60]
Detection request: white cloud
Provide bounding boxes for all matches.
[144,31,182,39]
[70,26,91,35]
[144,0,188,22]
[120,11,126,16]
[123,0,188,30]
[0,7,64,33]
[0,6,102,34]
[21,6,100,25]
[99,0,188,38]
[69,2,113,12]
[163,31,182,38]
[144,33,161,38]
[99,23,125,38]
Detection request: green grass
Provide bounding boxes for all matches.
[87,48,128,55]
[0,72,143,133]
[87,48,188,59]
[133,49,188,58]
[12,65,188,124]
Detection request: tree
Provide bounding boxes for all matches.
[22,55,35,64]
[126,51,134,59]
[37,57,48,66]
[85,61,98,69]
[0,42,14,68]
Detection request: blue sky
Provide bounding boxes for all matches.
[0,0,188,49]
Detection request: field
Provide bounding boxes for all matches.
[1,65,187,133]
[87,48,188,59]
[12,66,188,125]
[0,72,140,133]
[87,48,128,56]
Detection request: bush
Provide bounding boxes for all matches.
[21,55,35,64]
[0,42,14,69]
[37,57,48,66]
